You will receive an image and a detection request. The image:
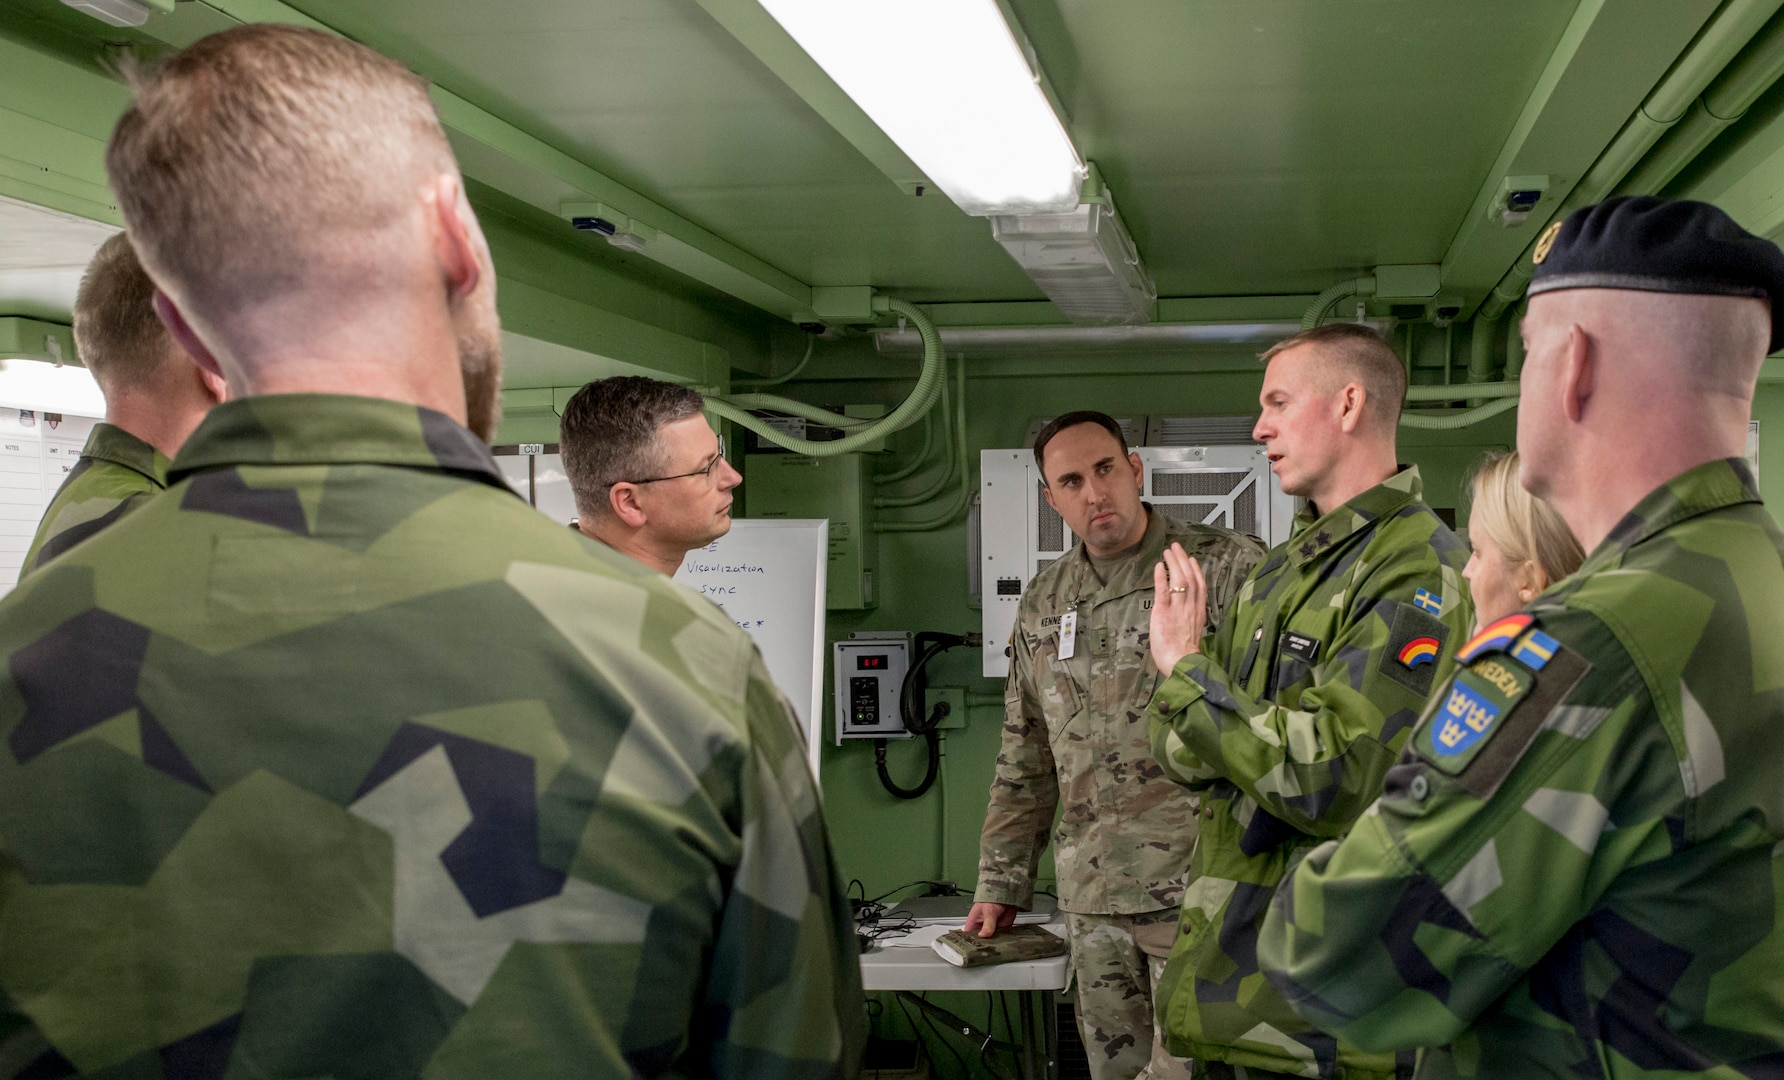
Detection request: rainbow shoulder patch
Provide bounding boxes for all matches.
[1378,599,1451,696]
[1456,614,1534,664]
[1397,636,1441,668]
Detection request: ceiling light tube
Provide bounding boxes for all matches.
[57,0,171,28]
[756,0,1085,215]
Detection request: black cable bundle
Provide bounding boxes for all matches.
[874,630,982,799]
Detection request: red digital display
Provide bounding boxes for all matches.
[857,654,889,670]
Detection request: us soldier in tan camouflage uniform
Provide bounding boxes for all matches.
[967,412,1264,1080]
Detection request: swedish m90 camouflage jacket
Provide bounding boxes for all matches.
[976,507,1263,915]
[1148,466,1472,1077]
[21,422,169,578]
[0,395,865,1079]
[1261,459,1784,1079]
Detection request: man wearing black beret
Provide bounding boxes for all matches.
[1255,195,1784,1078]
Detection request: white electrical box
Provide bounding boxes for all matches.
[833,632,912,742]
[979,445,1295,677]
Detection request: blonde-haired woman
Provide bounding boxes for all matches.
[1463,450,1585,632]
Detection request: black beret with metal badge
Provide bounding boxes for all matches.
[1528,194,1784,352]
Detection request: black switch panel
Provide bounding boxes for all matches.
[850,676,879,726]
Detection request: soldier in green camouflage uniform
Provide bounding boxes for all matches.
[0,24,865,1077]
[1147,326,1474,1079]
[973,413,1263,1080]
[23,422,169,575]
[21,233,223,579]
[1259,198,1784,1078]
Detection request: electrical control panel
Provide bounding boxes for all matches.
[833,632,911,742]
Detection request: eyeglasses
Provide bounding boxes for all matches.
[621,437,729,486]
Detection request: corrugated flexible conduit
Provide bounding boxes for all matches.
[875,359,958,508]
[1400,396,1522,430]
[1479,0,1784,320]
[1301,276,1377,330]
[874,407,938,486]
[703,296,945,456]
[731,334,816,389]
[877,354,971,532]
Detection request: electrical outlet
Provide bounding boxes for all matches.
[926,686,968,730]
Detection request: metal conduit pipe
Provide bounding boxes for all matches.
[874,407,939,486]
[875,357,958,508]
[1300,276,1377,330]
[1478,0,1784,320]
[1465,313,1501,406]
[1617,10,1784,194]
[877,354,972,532]
[1466,314,1501,385]
[1400,395,1521,430]
[704,296,945,456]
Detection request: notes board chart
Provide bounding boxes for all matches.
[0,410,99,592]
[674,518,828,777]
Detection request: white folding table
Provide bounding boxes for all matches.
[859,914,1070,1080]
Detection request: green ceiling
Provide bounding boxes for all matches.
[204,0,1593,298]
[5,0,1784,366]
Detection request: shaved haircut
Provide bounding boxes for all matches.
[1261,323,1406,432]
[105,24,456,324]
[1532,289,1769,398]
[72,233,177,394]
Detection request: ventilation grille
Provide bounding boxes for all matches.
[1147,415,1259,446]
[1024,416,1143,448]
[1037,482,1065,551]
[1151,469,1248,497]
[1157,502,1222,525]
[1235,484,1258,536]
[1036,557,1057,574]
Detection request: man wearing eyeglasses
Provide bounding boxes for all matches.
[560,375,743,576]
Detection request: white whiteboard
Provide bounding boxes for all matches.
[674,519,828,777]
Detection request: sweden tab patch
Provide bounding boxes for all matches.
[1413,588,1443,614]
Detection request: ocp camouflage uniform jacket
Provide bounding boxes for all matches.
[1148,466,1472,1077]
[976,507,1264,915]
[1260,458,1784,1078]
[0,395,866,1079]
[20,422,169,578]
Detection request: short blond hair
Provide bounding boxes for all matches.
[71,233,175,393]
[105,24,456,320]
[1260,323,1406,432]
[1470,451,1584,585]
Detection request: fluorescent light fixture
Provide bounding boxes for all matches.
[58,0,170,28]
[757,0,1085,215]
[0,359,104,417]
